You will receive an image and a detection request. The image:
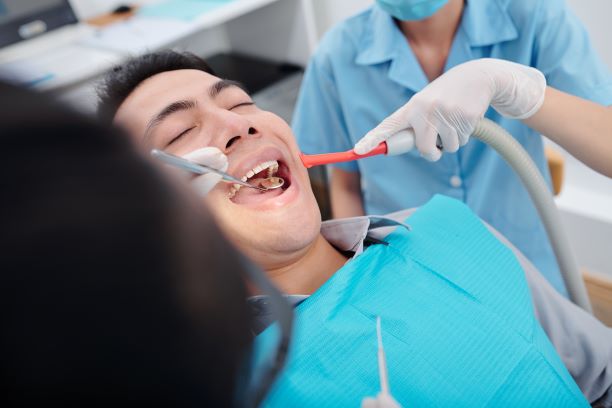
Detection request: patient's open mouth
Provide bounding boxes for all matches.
[229,159,292,205]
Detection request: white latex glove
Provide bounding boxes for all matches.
[182,147,229,196]
[354,58,547,161]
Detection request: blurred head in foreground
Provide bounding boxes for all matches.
[0,82,255,407]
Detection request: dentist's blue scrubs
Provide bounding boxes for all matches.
[293,0,612,296]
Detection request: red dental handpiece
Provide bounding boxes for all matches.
[300,142,388,168]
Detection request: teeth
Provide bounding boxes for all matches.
[228,184,242,199]
[242,160,279,181]
[267,162,279,178]
[229,160,280,199]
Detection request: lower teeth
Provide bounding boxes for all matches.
[255,177,284,190]
[228,176,285,199]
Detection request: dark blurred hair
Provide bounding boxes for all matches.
[97,50,214,124]
[0,82,252,407]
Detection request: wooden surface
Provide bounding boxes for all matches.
[545,146,565,196]
[584,270,612,327]
[86,7,138,27]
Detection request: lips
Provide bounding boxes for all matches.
[228,147,297,209]
[231,160,292,205]
[228,159,279,199]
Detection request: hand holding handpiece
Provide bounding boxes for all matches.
[300,130,416,168]
[354,58,547,161]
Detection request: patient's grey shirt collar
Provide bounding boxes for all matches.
[320,211,413,257]
[249,211,414,320]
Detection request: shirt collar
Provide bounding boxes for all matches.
[355,5,401,67]
[249,213,413,321]
[461,0,518,47]
[320,214,411,258]
[356,5,431,92]
[355,1,518,90]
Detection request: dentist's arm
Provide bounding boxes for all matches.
[525,87,612,178]
[330,168,366,218]
[355,58,612,178]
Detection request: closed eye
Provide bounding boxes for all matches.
[230,101,255,110]
[167,126,195,147]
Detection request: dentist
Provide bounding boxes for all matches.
[292,0,612,296]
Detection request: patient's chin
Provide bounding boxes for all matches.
[204,175,321,266]
[233,212,321,266]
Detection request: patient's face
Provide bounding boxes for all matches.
[114,69,321,269]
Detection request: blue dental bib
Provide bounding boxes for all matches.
[259,195,587,407]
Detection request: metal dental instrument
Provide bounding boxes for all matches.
[150,149,284,191]
[361,317,402,408]
[377,317,390,396]
[251,177,285,190]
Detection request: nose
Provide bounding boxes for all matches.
[212,111,260,154]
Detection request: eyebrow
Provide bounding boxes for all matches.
[209,79,249,99]
[143,79,249,141]
[144,99,197,141]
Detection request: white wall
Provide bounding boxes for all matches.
[310,0,372,39]
[566,0,612,70]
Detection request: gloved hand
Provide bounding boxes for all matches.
[182,147,229,196]
[354,58,547,161]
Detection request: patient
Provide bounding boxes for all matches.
[98,51,612,407]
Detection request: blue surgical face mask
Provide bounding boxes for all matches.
[376,0,449,21]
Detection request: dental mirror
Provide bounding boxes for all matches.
[251,177,285,190]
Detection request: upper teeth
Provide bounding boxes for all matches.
[229,160,279,198]
[241,160,279,182]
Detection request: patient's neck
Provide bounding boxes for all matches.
[266,234,348,295]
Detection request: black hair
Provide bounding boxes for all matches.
[97,50,215,124]
[0,82,252,407]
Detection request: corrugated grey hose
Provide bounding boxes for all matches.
[472,118,592,313]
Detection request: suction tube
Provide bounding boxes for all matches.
[472,119,592,312]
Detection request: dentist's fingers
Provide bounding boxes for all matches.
[437,123,460,153]
[355,121,401,155]
[191,173,224,196]
[446,106,479,147]
[413,119,442,161]
[183,147,229,172]
[354,128,387,155]
[458,129,471,147]
[355,104,413,155]
[182,147,229,196]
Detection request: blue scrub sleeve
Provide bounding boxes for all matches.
[533,0,612,106]
[292,54,360,173]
